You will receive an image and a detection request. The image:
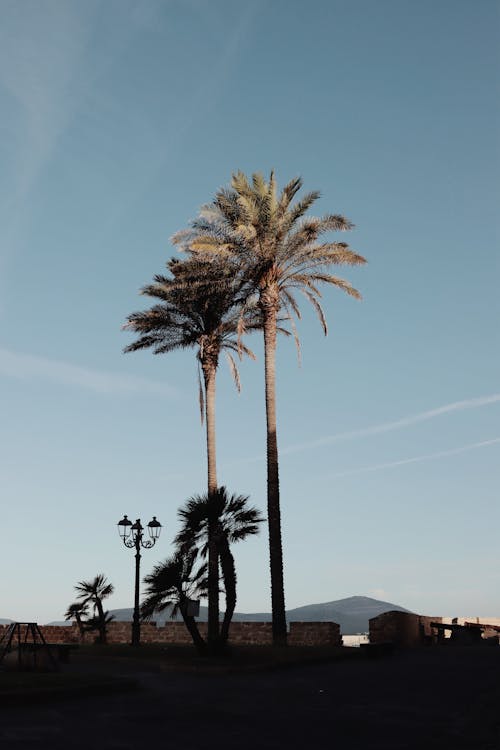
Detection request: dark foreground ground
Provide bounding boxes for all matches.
[1,645,499,749]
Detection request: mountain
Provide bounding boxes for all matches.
[285,596,412,634]
[0,619,13,625]
[105,596,411,634]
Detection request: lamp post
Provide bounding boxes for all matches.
[117,515,162,647]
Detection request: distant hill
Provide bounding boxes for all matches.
[284,596,412,633]
[0,619,13,625]
[105,596,411,634]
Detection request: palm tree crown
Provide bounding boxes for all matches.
[174,171,366,336]
[124,255,255,400]
[175,486,264,644]
[64,602,89,621]
[64,601,89,641]
[175,486,264,553]
[141,549,207,653]
[75,574,114,644]
[75,574,114,603]
[141,549,206,621]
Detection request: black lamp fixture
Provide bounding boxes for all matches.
[117,514,162,647]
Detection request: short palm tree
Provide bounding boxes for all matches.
[64,602,89,641]
[141,549,207,654]
[175,486,264,645]
[124,255,256,647]
[75,574,114,644]
[175,171,366,644]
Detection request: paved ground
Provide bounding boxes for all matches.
[1,646,499,749]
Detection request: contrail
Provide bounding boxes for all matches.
[229,393,500,467]
[281,393,500,456]
[327,437,500,478]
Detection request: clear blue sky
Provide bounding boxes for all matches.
[1,0,499,623]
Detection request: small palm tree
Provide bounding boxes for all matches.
[75,574,114,645]
[175,487,264,645]
[124,255,256,648]
[141,549,207,654]
[64,602,89,641]
[175,171,366,644]
[84,611,115,641]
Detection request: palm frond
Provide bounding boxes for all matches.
[281,288,302,320]
[281,190,321,232]
[231,170,252,197]
[314,214,354,232]
[309,273,363,299]
[282,305,301,365]
[278,176,303,214]
[296,244,367,267]
[302,289,328,335]
[225,351,241,392]
[252,172,267,197]
[224,340,257,360]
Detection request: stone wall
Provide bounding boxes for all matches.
[0,620,341,647]
[369,611,500,647]
[289,621,342,646]
[369,611,442,647]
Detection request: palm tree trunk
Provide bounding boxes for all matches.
[203,360,220,648]
[179,601,207,655]
[95,598,107,645]
[204,362,218,494]
[261,291,287,646]
[219,536,236,645]
[75,613,85,642]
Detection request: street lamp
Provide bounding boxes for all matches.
[117,514,162,647]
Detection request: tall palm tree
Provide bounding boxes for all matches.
[124,256,256,648]
[175,486,264,645]
[174,171,366,644]
[141,549,207,654]
[64,602,89,641]
[75,574,114,644]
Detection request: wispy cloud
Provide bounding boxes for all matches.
[281,394,500,456]
[327,437,500,479]
[0,347,177,397]
[0,2,97,223]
